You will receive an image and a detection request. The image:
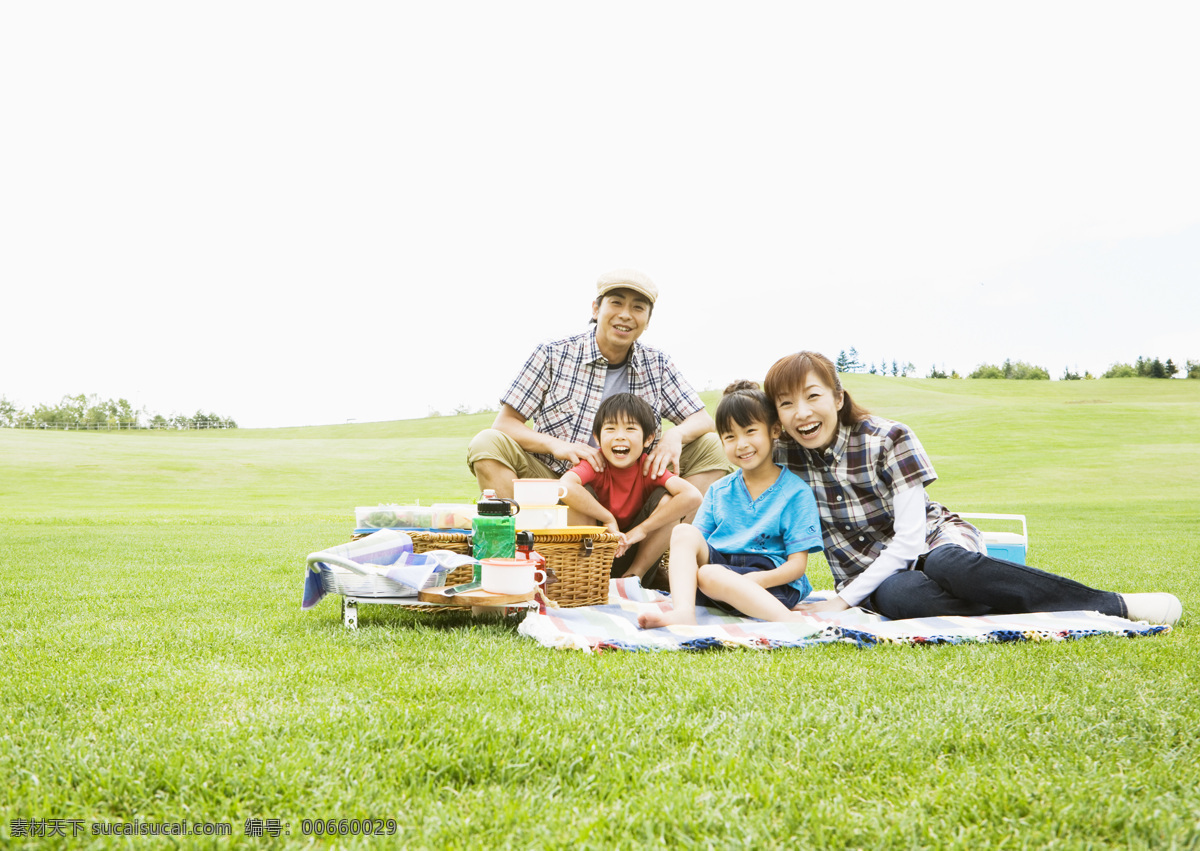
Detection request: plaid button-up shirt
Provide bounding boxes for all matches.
[774,416,984,591]
[501,329,706,475]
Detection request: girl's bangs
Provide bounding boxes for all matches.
[716,391,774,434]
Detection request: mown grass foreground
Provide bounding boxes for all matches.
[2,376,1198,849]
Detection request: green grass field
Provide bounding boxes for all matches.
[3,376,1198,849]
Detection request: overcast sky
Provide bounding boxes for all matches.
[3,2,1198,428]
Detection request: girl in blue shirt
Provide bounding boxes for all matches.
[638,381,825,628]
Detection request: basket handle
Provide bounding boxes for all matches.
[958,513,1027,541]
[306,552,373,576]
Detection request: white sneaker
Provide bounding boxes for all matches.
[1121,593,1183,626]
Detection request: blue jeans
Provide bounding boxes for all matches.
[867,545,1127,620]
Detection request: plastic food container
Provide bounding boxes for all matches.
[430,504,478,530]
[355,505,434,530]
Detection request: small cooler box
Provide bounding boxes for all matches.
[959,513,1028,564]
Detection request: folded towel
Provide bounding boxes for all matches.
[302,530,476,610]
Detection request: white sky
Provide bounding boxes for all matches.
[3,2,1198,428]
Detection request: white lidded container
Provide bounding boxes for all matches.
[959,513,1028,564]
[514,504,568,530]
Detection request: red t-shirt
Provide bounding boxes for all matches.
[571,460,676,530]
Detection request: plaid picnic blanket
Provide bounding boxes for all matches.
[516,579,1172,652]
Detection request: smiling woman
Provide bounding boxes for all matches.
[764,350,1183,626]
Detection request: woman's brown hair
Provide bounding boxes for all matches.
[763,351,870,427]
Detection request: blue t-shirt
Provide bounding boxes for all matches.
[693,466,824,593]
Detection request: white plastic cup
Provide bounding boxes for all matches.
[480,558,547,595]
[513,478,568,507]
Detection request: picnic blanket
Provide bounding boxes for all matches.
[517,579,1172,652]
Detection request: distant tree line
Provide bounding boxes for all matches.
[967,360,1051,380]
[0,394,237,429]
[837,349,918,377]
[835,350,1199,381]
[1102,356,1196,379]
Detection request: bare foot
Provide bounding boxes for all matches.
[637,609,696,629]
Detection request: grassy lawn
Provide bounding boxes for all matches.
[2,376,1198,849]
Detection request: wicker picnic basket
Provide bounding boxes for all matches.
[409,531,619,608]
[330,530,618,607]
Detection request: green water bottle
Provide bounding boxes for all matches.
[472,490,519,559]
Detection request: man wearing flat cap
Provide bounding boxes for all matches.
[467,269,731,574]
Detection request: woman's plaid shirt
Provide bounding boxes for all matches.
[774,416,985,590]
[501,329,706,475]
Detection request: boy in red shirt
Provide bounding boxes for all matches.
[562,393,703,585]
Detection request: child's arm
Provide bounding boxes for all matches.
[744,550,809,590]
[560,471,623,539]
[622,476,703,549]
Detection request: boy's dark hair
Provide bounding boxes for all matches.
[591,393,658,445]
[716,380,777,435]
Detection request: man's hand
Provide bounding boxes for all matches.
[794,596,851,615]
[643,428,684,478]
[553,439,605,471]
